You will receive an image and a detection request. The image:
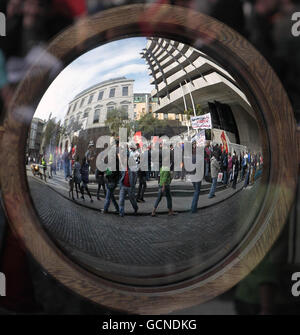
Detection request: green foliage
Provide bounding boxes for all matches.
[184,104,203,120]
[63,119,82,137]
[136,113,167,137]
[43,118,57,149]
[105,108,131,137]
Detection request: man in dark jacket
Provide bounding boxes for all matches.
[103,169,120,214]
[95,168,106,200]
[80,157,93,202]
[221,149,228,185]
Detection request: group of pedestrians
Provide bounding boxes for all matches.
[33,140,263,217]
[206,144,263,198]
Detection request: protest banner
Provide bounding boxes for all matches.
[191,113,212,129]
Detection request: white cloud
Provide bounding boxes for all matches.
[34,37,150,121]
[100,63,148,81]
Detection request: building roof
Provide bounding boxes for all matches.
[32,117,45,124]
[72,77,134,102]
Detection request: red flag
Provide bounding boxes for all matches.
[221,131,228,153]
[134,131,143,147]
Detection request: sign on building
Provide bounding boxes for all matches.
[191,113,212,130]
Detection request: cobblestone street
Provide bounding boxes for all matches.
[27,169,262,284]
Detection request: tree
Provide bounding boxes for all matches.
[63,119,82,137]
[105,108,131,137]
[43,118,57,151]
[184,104,203,120]
[136,113,167,138]
[54,120,63,147]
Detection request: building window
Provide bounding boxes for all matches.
[83,110,89,118]
[121,105,129,119]
[122,86,128,96]
[88,94,94,104]
[80,98,85,108]
[121,105,128,112]
[93,109,100,124]
[69,116,74,125]
[176,114,179,120]
[107,106,115,119]
[73,102,77,112]
[109,88,115,98]
[98,91,104,101]
[76,113,81,122]
[67,106,71,115]
[164,114,168,120]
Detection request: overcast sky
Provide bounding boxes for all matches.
[34,37,152,122]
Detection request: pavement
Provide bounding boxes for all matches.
[26,166,244,214]
[26,167,263,286]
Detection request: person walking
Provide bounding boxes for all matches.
[190,141,202,214]
[80,157,93,202]
[204,141,211,180]
[221,149,228,185]
[241,152,248,180]
[243,153,251,189]
[103,168,120,214]
[95,168,106,200]
[41,156,47,182]
[151,156,176,217]
[208,152,220,199]
[73,155,83,199]
[136,169,147,203]
[119,165,139,217]
[227,152,233,185]
[232,152,239,189]
[62,148,70,180]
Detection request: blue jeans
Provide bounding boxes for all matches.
[223,171,228,185]
[154,185,172,210]
[209,177,217,198]
[244,170,250,188]
[191,181,202,213]
[64,160,70,179]
[119,186,138,216]
[241,166,247,179]
[137,175,147,200]
[104,183,119,212]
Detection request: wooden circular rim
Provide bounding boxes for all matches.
[0,4,298,314]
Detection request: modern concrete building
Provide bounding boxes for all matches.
[26,117,45,160]
[60,77,134,150]
[141,38,261,153]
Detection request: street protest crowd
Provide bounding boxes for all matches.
[28,139,263,217]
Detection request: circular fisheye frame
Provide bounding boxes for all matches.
[0,4,298,314]
[26,36,267,288]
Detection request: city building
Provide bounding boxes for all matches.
[141,38,261,152]
[60,77,134,150]
[26,117,45,160]
[133,93,158,120]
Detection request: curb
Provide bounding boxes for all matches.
[29,174,243,216]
